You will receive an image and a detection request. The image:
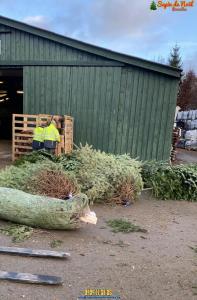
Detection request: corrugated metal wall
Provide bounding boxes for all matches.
[0,23,179,160]
[0,24,108,62]
[23,66,178,160]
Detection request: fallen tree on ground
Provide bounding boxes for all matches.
[141,161,197,201]
[0,188,96,229]
[0,145,143,204]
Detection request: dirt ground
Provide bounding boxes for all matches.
[0,192,196,300]
[0,142,196,299]
[176,148,197,164]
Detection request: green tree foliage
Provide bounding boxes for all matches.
[150,1,157,10]
[0,145,143,204]
[177,70,197,110]
[142,161,197,201]
[168,44,182,69]
[168,44,184,105]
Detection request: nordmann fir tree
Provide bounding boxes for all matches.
[168,45,183,108]
[168,44,182,69]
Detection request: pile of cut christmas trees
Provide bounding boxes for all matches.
[0,145,143,230]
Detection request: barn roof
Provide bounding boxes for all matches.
[0,15,181,78]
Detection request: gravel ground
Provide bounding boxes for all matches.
[176,148,197,164]
[0,192,196,300]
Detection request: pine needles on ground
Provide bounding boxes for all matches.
[0,224,33,242]
[189,246,197,253]
[106,219,147,233]
[50,240,63,248]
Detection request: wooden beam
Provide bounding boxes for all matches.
[0,246,70,258]
[0,271,63,285]
[0,31,12,34]
[0,60,124,67]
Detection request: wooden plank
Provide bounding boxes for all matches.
[14,120,37,124]
[0,247,70,258]
[0,271,63,285]
[14,139,32,143]
[102,67,113,152]
[151,77,163,159]
[14,114,38,118]
[15,144,32,148]
[156,78,168,160]
[91,67,100,148]
[132,71,144,157]
[14,127,34,130]
[115,68,127,154]
[13,145,32,150]
[14,134,33,137]
[108,67,121,153]
[0,60,124,67]
[127,69,139,155]
[13,151,32,155]
[64,115,73,153]
[98,67,108,150]
[137,71,149,160]
[145,74,158,160]
[120,68,133,153]
[12,114,15,161]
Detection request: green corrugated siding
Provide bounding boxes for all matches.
[23,66,179,160]
[24,66,121,150]
[0,23,179,160]
[0,24,109,62]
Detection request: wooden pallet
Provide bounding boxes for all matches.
[12,114,73,161]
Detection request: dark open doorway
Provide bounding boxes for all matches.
[0,68,23,140]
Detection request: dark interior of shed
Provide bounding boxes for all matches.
[0,69,23,140]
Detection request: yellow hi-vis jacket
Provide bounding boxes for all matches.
[44,123,60,142]
[33,126,44,142]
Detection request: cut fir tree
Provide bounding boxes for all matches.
[150,1,157,10]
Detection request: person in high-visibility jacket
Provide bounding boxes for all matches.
[44,119,60,154]
[32,124,45,150]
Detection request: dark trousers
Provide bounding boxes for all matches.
[32,140,44,150]
[44,140,57,155]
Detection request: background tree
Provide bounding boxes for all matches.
[168,44,182,69]
[177,70,197,110]
[168,45,188,110]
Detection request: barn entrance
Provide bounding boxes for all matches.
[0,68,23,166]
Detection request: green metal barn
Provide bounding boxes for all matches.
[0,16,181,160]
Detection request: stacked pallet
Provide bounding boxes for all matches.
[12,114,73,161]
[170,128,180,161]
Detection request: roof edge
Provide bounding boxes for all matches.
[0,15,181,78]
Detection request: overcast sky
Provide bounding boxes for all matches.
[0,0,196,72]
